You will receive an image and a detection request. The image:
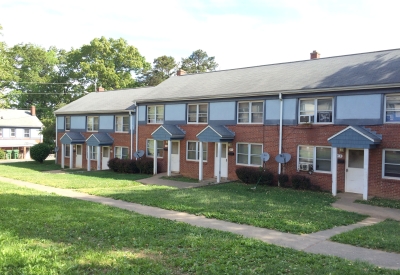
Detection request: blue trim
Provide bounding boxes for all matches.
[265,119,297,125]
[164,120,186,125]
[208,119,236,125]
[334,119,383,125]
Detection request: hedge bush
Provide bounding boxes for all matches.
[236,167,274,185]
[108,157,153,174]
[30,143,51,163]
[277,174,290,187]
[291,175,311,190]
[0,149,5,159]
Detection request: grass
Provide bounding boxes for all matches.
[0,161,367,234]
[160,175,199,183]
[356,197,400,210]
[1,182,397,274]
[331,219,400,253]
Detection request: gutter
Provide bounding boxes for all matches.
[55,114,57,164]
[135,102,139,155]
[278,93,283,175]
[129,110,133,159]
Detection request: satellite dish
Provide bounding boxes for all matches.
[261,152,270,162]
[275,153,291,164]
[133,150,144,158]
[54,146,59,152]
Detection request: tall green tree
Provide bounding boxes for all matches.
[67,37,150,92]
[180,49,218,74]
[140,55,178,86]
[0,25,16,108]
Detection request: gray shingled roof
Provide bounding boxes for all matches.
[0,109,43,127]
[54,87,154,115]
[137,48,400,103]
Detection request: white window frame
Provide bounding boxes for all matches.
[87,145,97,160]
[299,98,333,124]
[147,105,164,124]
[146,139,164,158]
[237,101,264,124]
[187,103,208,124]
[114,146,129,159]
[10,128,16,137]
[382,149,400,179]
[65,144,71,158]
[115,116,129,132]
[24,129,30,138]
[65,116,71,131]
[186,141,208,161]
[236,143,263,166]
[87,116,99,132]
[384,95,400,123]
[297,145,332,173]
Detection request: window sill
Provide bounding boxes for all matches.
[186,159,208,163]
[382,176,400,180]
[236,163,262,167]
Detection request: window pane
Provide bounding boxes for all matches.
[251,102,263,112]
[385,164,400,178]
[317,99,332,111]
[348,150,364,168]
[237,154,248,164]
[385,150,400,164]
[251,145,262,155]
[300,100,314,115]
[238,102,249,112]
[238,144,248,154]
[316,147,331,171]
[299,146,313,164]
[250,155,261,165]
[238,113,249,123]
[188,151,196,160]
[252,113,263,123]
[199,104,207,112]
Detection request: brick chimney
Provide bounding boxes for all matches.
[177,69,186,76]
[97,86,105,92]
[310,50,320,59]
[31,106,36,116]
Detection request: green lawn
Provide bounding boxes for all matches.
[1,182,397,275]
[331,219,400,253]
[356,197,400,210]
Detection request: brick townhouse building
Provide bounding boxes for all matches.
[55,49,400,200]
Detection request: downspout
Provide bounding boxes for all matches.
[55,115,58,164]
[129,110,133,159]
[135,102,139,155]
[278,93,283,175]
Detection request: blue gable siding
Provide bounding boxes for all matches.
[152,128,172,140]
[329,130,375,149]
[99,115,114,132]
[336,94,383,125]
[57,116,64,130]
[165,104,186,124]
[265,98,297,125]
[209,101,236,125]
[138,106,146,125]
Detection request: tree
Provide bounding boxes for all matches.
[30,143,51,163]
[0,25,16,108]
[140,55,178,86]
[180,49,218,74]
[67,37,150,92]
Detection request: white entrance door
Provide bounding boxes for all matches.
[171,141,180,172]
[215,143,228,178]
[345,149,364,194]
[75,145,82,168]
[102,146,110,170]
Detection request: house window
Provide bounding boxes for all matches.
[146,139,163,158]
[188,104,208,123]
[65,116,71,130]
[65,144,70,157]
[147,105,164,124]
[0,128,3,137]
[24,129,30,137]
[299,98,333,123]
[298,146,331,172]
[87,116,99,131]
[383,149,400,178]
[10,128,16,137]
[385,95,400,122]
[238,101,263,123]
[88,145,97,160]
[115,146,129,159]
[186,141,208,161]
[116,116,129,132]
[236,143,262,166]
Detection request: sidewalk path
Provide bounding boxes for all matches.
[1,176,399,270]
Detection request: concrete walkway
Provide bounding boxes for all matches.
[1,175,399,270]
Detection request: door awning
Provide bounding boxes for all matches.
[151,125,185,140]
[196,125,235,142]
[60,132,86,144]
[328,126,382,149]
[86,133,114,146]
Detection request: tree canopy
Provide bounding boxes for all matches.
[140,55,178,86]
[180,49,218,74]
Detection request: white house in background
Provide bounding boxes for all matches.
[0,106,43,159]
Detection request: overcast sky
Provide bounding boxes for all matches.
[1,0,399,70]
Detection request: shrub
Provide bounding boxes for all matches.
[278,174,290,187]
[0,149,5,159]
[108,158,120,172]
[136,158,154,174]
[30,143,51,163]
[236,167,274,185]
[108,158,139,173]
[291,175,311,190]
